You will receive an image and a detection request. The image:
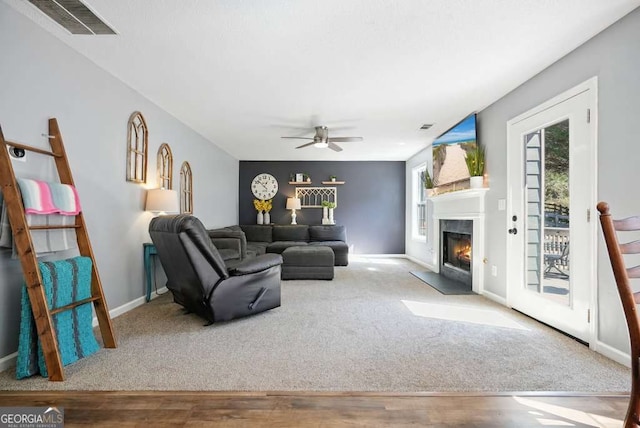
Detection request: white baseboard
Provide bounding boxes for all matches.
[404,255,436,270]
[355,254,406,258]
[480,290,508,306]
[0,352,17,373]
[0,288,169,372]
[593,339,631,368]
[358,254,437,271]
[92,287,168,326]
[91,296,144,327]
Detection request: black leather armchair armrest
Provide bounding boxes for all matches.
[228,254,283,276]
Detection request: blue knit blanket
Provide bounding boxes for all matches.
[16,256,99,379]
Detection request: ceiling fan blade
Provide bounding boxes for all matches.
[282,136,314,140]
[295,142,316,149]
[328,142,343,152]
[327,137,363,143]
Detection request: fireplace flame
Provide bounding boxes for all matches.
[455,240,471,264]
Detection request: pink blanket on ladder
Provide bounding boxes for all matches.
[17,178,81,215]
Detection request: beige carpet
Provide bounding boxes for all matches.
[0,257,630,391]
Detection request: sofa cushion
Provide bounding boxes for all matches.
[240,225,273,243]
[309,225,346,242]
[308,241,349,266]
[228,253,283,276]
[281,246,334,267]
[272,225,309,242]
[266,241,308,254]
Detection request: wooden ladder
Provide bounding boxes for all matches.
[0,118,116,381]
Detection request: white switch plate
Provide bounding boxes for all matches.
[498,199,506,211]
[491,265,498,276]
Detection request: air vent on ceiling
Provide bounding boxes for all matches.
[29,0,116,35]
[420,124,433,130]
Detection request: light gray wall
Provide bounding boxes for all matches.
[477,7,640,354]
[0,3,238,361]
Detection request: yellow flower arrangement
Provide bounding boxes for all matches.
[253,199,273,212]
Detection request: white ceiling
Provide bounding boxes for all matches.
[6,0,640,161]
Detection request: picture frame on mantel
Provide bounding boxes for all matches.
[295,173,304,183]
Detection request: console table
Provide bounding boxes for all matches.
[143,242,158,302]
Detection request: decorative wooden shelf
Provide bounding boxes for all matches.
[322,181,345,185]
[289,181,313,185]
[296,187,337,208]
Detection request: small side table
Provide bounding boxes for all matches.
[143,242,158,302]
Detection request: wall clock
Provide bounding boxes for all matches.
[251,173,278,200]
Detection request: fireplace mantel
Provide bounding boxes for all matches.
[428,188,488,293]
[429,188,489,217]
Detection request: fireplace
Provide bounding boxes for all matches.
[440,219,473,288]
[443,232,471,271]
[429,188,487,294]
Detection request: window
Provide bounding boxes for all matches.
[180,161,193,214]
[126,111,148,183]
[413,163,427,239]
[157,143,173,189]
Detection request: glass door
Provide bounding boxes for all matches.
[507,81,596,344]
[524,120,570,306]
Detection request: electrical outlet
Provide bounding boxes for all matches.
[498,199,506,211]
[7,146,27,162]
[491,265,498,276]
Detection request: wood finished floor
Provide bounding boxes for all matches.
[0,391,630,427]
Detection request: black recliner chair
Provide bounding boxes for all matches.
[149,215,283,323]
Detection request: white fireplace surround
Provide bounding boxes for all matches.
[428,188,488,293]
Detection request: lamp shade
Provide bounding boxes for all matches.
[145,188,179,213]
[286,197,301,210]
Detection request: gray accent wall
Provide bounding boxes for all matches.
[240,161,405,254]
[0,3,238,362]
[476,8,640,355]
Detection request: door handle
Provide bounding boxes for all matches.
[508,228,518,235]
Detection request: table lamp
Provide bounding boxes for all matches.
[286,197,301,225]
[145,188,179,214]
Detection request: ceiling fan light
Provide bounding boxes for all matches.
[314,141,329,148]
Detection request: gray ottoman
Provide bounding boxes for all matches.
[281,246,334,280]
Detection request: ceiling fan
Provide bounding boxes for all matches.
[281,126,363,152]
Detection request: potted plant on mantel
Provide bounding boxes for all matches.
[423,169,435,197]
[464,144,486,189]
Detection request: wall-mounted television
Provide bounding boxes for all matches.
[432,113,477,191]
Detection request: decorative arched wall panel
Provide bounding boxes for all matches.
[180,161,193,214]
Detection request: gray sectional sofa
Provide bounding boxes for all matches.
[208,224,349,267]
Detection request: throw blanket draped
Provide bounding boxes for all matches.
[17,178,81,215]
[16,256,99,379]
[0,185,78,255]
